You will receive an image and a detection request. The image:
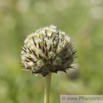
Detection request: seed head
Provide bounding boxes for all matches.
[21,25,76,77]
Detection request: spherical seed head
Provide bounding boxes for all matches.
[21,25,77,77]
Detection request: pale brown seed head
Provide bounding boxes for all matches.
[21,25,76,77]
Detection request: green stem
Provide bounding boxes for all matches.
[44,73,52,103]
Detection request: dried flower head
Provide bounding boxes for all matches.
[21,25,76,77]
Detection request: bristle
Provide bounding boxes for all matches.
[57,31,59,36]
[22,48,27,53]
[26,57,36,63]
[45,50,48,57]
[54,39,59,49]
[32,37,37,47]
[50,32,53,38]
[43,57,47,62]
[42,37,44,41]
[52,35,56,43]
[22,68,30,71]
[48,46,52,51]
[42,46,45,53]
[23,46,27,50]
[44,41,47,47]
[38,54,43,59]
[27,47,32,53]
[45,30,47,37]
[25,59,30,62]
[38,43,41,49]
[63,70,67,73]
[32,50,38,58]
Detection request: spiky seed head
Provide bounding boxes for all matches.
[21,25,76,77]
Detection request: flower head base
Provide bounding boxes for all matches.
[21,25,76,77]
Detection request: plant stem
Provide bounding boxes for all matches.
[44,73,52,103]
